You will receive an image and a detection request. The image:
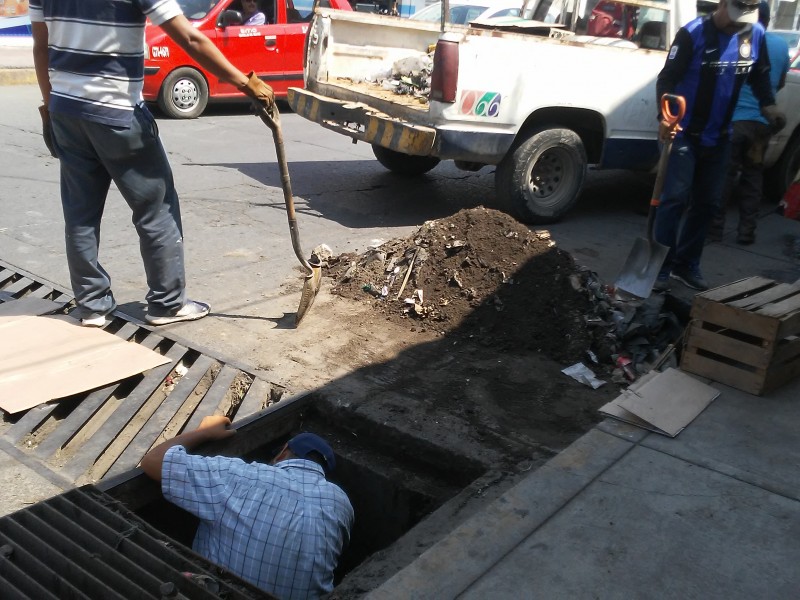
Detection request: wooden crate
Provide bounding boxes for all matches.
[681,276,800,395]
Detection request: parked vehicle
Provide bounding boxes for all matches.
[287,0,800,222]
[410,0,522,24]
[792,50,800,71]
[771,28,800,59]
[143,0,352,118]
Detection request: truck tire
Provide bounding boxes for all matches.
[158,68,209,119]
[372,145,440,176]
[764,132,800,201]
[495,127,587,224]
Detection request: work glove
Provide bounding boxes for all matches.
[238,72,275,112]
[38,105,57,158]
[761,105,786,133]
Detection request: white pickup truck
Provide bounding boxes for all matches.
[287,0,800,223]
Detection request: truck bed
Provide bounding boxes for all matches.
[333,77,430,111]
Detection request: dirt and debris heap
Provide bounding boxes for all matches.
[328,207,595,364]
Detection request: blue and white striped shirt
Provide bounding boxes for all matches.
[29,0,183,127]
[162,446,354,599]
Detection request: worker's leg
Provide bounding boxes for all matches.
[711,124,746,241]
[736,121,770,244]
[674,141,731,271]
[85,104,187,316]
[653,137,696,276]
[50,114,116,319]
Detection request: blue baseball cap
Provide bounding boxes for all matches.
[287,433,336,473]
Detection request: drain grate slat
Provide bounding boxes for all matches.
[184,364,240,431]
[236,377,274,420]
[106,354,217,479]
[2,514,127,599]
[0,539,64,600]
[1,259,285,492]
[59,342,190,481]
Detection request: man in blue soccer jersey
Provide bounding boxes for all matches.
[30,1,274,326]
[652,0,785,292]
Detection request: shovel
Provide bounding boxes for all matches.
[615,93,685,298]
[258,105,322,325]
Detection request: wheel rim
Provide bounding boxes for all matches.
[171,78,199,112]
[525,146,577,209]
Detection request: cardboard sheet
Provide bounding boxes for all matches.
[599,368,719,437]
[0,312,170,414]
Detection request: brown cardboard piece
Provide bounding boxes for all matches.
[0,312,170,414]
[599,367,719,437]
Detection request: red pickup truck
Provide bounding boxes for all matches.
[143,0,352,118]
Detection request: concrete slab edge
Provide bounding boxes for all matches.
[366,428,635,600]
[0,68,37,86]
[0,437,72,492]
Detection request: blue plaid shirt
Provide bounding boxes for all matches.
[162,446,354,599]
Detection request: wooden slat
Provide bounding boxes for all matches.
[757,292,800,319]
[728,282,800,311]
[686,324,773,369]
[183,365,240,432]
[690,301,778,340]
[696,276,775,303]
[234,377,274,421]
[104,354,216,479]
[58,342,188,481]
[681,350,765,395]
[773,336,800,364]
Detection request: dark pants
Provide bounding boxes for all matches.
[50,105,186,319]
[654,136,730,275]
[713,120,771,240]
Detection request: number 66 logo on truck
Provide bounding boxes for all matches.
[459,91,502,117]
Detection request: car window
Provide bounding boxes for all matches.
[489,7,521,17]
[179,0,223,20]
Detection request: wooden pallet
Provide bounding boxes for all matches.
[681,276,800,395]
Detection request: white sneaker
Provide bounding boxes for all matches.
[81,314,110,327]
[146,300,210,326]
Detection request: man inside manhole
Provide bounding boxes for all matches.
[141,416,354,599]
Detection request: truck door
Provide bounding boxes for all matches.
[215,0,289,95]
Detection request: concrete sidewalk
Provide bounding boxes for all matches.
[370,215,800,598]
[0,37,36,86]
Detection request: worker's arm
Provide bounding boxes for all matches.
[656,27,692,141]
[158,14,273,108]
[141,415,236,482]
[31,21,50,103]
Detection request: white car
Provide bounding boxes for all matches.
[410,0,521,24]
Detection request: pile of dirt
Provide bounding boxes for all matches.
[328,206,599,365]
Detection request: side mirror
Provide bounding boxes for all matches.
[219,10,244,27]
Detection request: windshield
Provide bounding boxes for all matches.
[179,0,223,20]
[531,0,670,50]
[411,2,521,23]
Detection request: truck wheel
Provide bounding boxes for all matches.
[496,127,587,224]
[764,133,800,201]
[158,68,209,119]
[372,145,440,176]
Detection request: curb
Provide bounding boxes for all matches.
[0,68,37,86]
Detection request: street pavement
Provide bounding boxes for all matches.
[2,40,800,598]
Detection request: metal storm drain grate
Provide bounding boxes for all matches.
[0,486,276,599]
[0,260,285,488]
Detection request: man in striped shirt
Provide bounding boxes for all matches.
[29,0,274,326]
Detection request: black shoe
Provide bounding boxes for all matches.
[736,234,755,245]
[671,266,709,291]
[707,228,724,242]
[652,273,671,292]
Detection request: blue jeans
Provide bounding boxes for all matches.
[50,105,186,318]
[653,136,731,274]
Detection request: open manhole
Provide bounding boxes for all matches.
[100,393,527,596]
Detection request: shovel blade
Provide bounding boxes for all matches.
[295,264,322,325]
[614,237,670,298]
